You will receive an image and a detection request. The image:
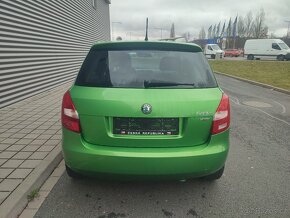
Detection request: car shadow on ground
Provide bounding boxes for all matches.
[43,173,222,217]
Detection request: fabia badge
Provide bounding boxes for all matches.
[141,103,152,114]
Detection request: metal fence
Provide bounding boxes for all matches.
[0,0,111,108]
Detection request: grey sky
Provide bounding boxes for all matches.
[110,0,290,40]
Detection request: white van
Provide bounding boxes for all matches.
[204,44,224,59]
[244,39,290,61]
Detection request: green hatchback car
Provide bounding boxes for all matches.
[61,41,230,181]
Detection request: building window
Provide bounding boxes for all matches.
[92,0,97,9]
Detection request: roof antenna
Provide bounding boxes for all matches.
[145,17,149,41]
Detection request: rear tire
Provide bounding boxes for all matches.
[202,166,224,181]
[247,54,254,60]
[66,165,83,179]
[211,54,216,59]
[277,55,284,61]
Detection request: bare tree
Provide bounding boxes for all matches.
[269,32,277,39]
[252,8,268,38]
[199,27,206,39]
[181,32,190,42]
[237,16,246,37]
[261,26,268,38]
[244,11,253,37]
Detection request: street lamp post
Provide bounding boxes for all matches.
[111,21,122,41]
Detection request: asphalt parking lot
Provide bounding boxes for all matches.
[35,74,290,218]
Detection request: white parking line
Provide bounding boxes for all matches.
[229,94,290,126]
[254,108,290,126]
[223,84,287,115]
[271,99,286,114]
[229,96,240,105]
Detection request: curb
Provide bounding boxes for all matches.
[214,71,290,95]
[0,145,62,218]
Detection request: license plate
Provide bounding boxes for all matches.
[113,117,179,135]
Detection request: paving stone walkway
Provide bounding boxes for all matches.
[0,83,71,206]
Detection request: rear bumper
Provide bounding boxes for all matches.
[62,128,229,179]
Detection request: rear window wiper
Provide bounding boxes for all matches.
[144,80,195,88]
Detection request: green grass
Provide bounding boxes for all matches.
[27,188,40,202]
[209,60,290,91]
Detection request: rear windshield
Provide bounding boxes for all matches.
[75,49,217,89]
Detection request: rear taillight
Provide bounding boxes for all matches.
[61,91,80,133]
[211,94,230,135]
